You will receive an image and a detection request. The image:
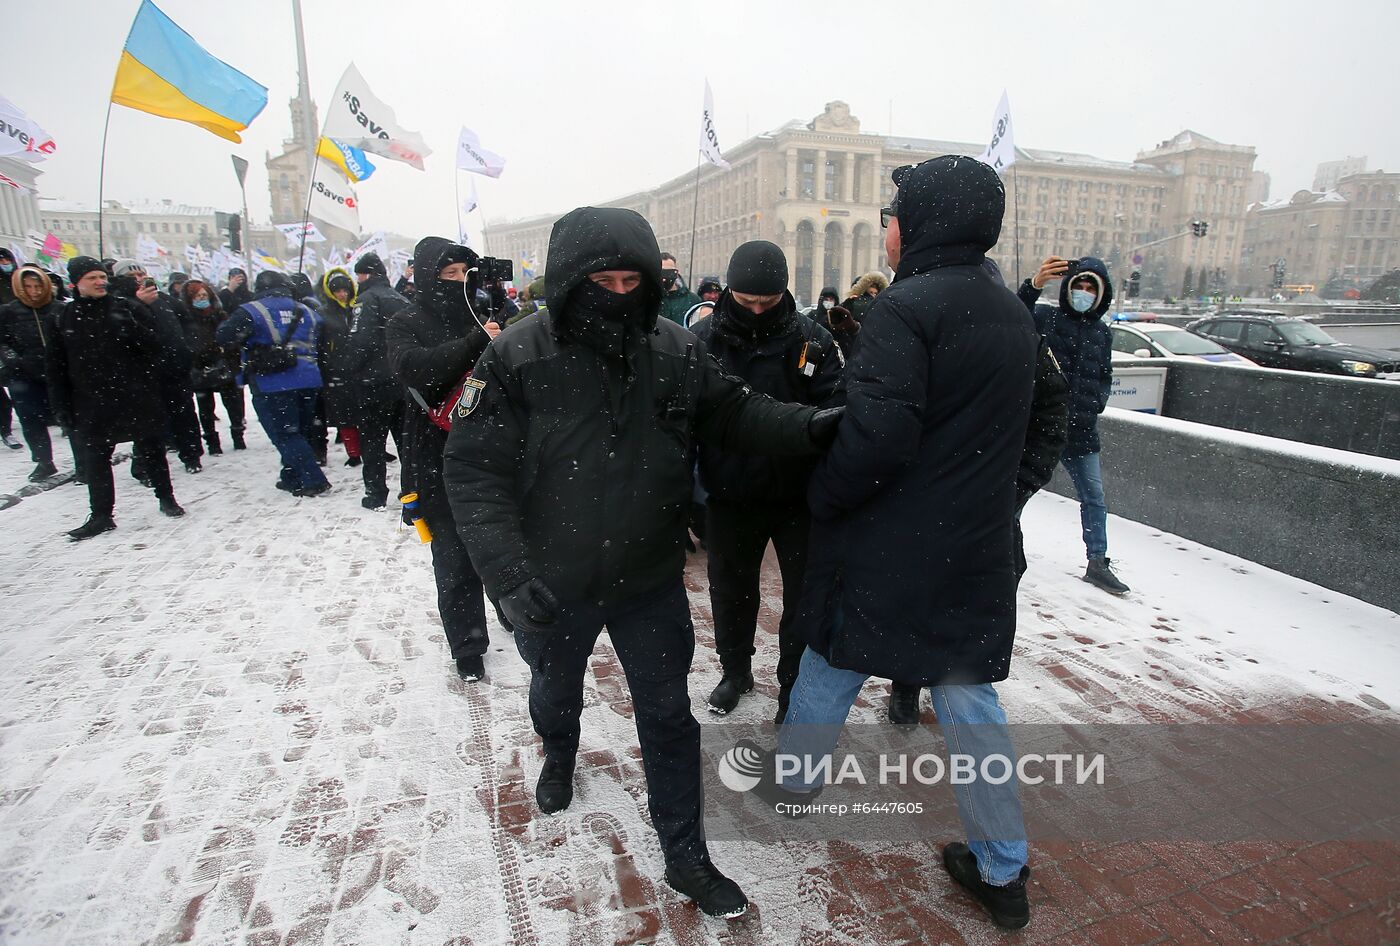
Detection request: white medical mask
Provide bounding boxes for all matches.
[1069,289,1096,313]
[821,300,834,310]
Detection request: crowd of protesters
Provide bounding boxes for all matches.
[0,156,1138,930]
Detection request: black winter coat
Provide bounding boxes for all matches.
[386,237,494,503]
[47,293,168,443]
[441,206,823,608]
[796,155,1039,687]
[691,292,845,505]
[318,296,357,427]
[219,284,251,314]
[111,277,193,383]
[345,276,408,413]
[1019,258,1114,457]
[0,298,62,384]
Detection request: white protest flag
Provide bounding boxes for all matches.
[275,221,325,247]
[351,231,388,264]
[461,175,479,215]
[136,234,164,266]
[455,126,505,178]
[387,248,411,285]
[699,80,730,171]
[977,90,1016,174]
[8,243,27,265]
[0,96,56,163]
[308,158,361,234]
[323,64,431,171]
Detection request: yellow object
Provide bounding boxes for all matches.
[413,519,433,543]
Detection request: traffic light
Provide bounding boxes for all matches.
[1127,269,1142,299]
[1272,258,1286,289]
[1190,220,1210,238]
[227,214,242,252]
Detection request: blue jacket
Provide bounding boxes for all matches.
[1020,258,1113,457]
[216,291,323,393]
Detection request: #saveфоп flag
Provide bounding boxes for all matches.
[111,0,268,143]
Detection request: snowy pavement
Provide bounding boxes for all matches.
[0,419,1398,946]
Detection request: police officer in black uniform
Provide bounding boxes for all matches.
[442,207,842,920]
[690,241,846,723]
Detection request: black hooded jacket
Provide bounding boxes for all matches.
[347,274,408,397]
[385,237,494,503]
[442,206,825,608]
[1018,257,1114,457]
[110,274,194,382]
[691,290,845,505]
[795,155,1040,687]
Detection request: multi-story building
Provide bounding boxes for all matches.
[1244,170,1400,292]
[1313,157,1367,193]
[38,198,231,261]
[0,156,45,249]
[490,102,1257,305]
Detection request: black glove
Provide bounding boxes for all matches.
[498,578,561,633]
[808,407,845,449]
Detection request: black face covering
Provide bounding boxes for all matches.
[428,276,471,322]
[567,278,649,358]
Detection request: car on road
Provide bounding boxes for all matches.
[1110,322,1257,366]
[1185,313,1400,379]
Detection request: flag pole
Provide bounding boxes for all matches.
[454,171,464,244]
[97,97,116,261]
[296,159,321,275]
[1012,163,1022,284]
[686,155,701,289]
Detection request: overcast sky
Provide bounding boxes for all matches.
[9,0,1397,249]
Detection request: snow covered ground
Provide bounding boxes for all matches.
[0,417,1396,945]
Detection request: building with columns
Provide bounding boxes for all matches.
[490,102,1259,305]
[0,157,44,251]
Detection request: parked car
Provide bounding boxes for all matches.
[1110,322,1257,365]
[1186,314,1400,379]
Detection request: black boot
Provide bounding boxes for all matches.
[206,434,223,456]
[1084,557,1130,595]
[362,493,388,510]
[535,755,575,814]
[774,685,792,725]
[942,842,1030,930]
[888,682,921,726]
[665,860,748,918]
[707,670,754,715]
[231,429,247,450]
[183,459,202,474]
[345,456,362,467]
[159,497,186,517]
[455,655,484,681]
[29,461,59,482]
[68,514,116,541]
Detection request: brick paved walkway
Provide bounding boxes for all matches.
[0,431,1396,945]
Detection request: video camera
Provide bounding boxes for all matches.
[476,257,513,284]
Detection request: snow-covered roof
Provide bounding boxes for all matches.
[38,197,223,217]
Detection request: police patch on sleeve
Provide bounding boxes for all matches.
[456,377,488,418]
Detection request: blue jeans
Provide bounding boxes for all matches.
[1060,451,1108,560]
[251,388,328,490]
[5,377,54,466]
[779,645,1028,886]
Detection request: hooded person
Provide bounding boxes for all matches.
[219,267,252,312]
[182,278,245,454]
[771,156,1042,931]
[317,268,359,449]
[385,236,500,682]
[441,206,843,920]
[690,241,846,722]
[48,256,185,539]
[216,269,330,497]
[0,263,68,478]
[110,259,204,473]
[0,248,17,305]
[346,252,409,508]
[1016,255,1127,594]
[841,270,888,323]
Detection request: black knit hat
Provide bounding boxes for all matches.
[725,240,788,295]
[353,252,386,278]
[68,256,105,283]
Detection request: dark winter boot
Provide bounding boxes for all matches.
[455,655,484,681]
[231,429,247,450]
[29,461,59,482]
[888,683,921,726]
[942,842,1031,930]
[294,482,333,498]
[159,497,186,518]
[535,755,576,814]
[1084,557,1130,595]
[67,514,116,541]
[707,670,754,715]
[774,685,792,725]
[665,860,749,918]
[183,459,202,474]
[2,432,20,450]
[362,493,388,510]
[206,434,223,456]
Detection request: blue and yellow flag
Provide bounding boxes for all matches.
[112,0,268,143]
[317,137,377,183]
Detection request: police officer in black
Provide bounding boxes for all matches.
[690,241,845,723]
[443,207,842,920]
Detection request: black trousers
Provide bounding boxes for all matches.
[705,498,811,694]
[195,387,247,444]
[81,434,172,516]
[163,383,203,464]
[356,399,403,501]
[512,578,707,867]
[420,489,489,660]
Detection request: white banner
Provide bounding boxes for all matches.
[9,243,27,265]
[0,96,56,163]
[308,159,361,234]
[699,80,730,171]
[455,125,505,178]
[977,90,1016,174]
[352,231,388,264]
[324,64,431,171]
[275,221,325,247]
[461,174,479,215]
[136,234,167,266]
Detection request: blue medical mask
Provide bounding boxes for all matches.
[1069,288,1096,313]
[192,298,211,310]
[0,263,13,274]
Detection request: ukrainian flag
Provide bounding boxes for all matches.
[112,0,268,143]
[317,137,377,183]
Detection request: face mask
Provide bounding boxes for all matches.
[0,263,13,274]
[572,278,647,322]
[193,298,211,310]
[661,272,679,289]
[1069,289,1097,313]
[429,276,471,319]
[821,300,834,310]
